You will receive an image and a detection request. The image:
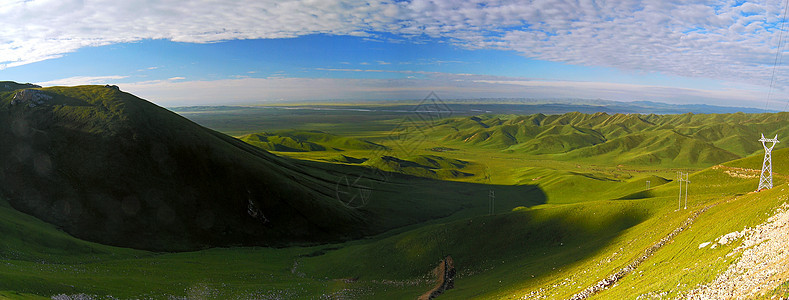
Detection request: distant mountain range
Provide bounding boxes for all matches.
[435,98,776,115]
[172,98,775,116]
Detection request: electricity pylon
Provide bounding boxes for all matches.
[489,190,495,215]
[758,134,779,191]
[677,172,690,210]
[485,167,494,215]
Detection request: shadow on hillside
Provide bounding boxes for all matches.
[293,158,547,235]
[293,159,652,296]
[617,189,655,200]
[300,203,650,299]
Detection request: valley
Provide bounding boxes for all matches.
[1,83,788,299]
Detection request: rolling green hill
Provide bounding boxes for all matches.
[559,130,740,167]
[724,146,789,175]
[239,129,386,152]
[435,112,789,167]
[4,85,789,299]
[363,154,474,179]
[0,84,541,252]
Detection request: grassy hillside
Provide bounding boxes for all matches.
[0,194,145,263]
[0,85,362,251]
[239,129,386,152]
[363,154,474,179]
[3,155,786,299]
[434,112,789,167]
[0,81,41,92]
[4,88,789,299]
[724,146,789,175]
[0,84,543,252]
[559,129,740,167]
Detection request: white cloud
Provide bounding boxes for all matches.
[168,77,186,81]
[3,0,789,89]
[36,75,128,86]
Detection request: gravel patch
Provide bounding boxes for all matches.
[685,202,789,299]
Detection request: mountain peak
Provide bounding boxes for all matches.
[0,81,42,92]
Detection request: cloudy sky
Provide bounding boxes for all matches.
[2,0,789,109]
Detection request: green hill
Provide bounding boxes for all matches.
[724,146,789,174]
[435,112,789,167]
[364,154,473,179]
[0,84,540,251]
[5,86,789,299]
[0,81,41,92]
[560,130,740,167]
[0,85,365,251]
[239,130,386,152]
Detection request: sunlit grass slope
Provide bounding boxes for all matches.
[3,84,789,299]
[434,112,789,167]
[0,84,545,252]
[239,129,386,152]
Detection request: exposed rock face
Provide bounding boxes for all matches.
[10,89,52,107]
[247,198,269,224]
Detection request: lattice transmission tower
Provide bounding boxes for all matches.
[758,134,780,191]
[677,172,689,210]
[485,167,495,215]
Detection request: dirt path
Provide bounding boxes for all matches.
[419,256,456,300]
[567,205,715,300]
[685,202,789,299]
[713,165,789,181]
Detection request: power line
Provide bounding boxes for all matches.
[772,0,789,110]
[677,172,690,210]
[485,166,494,215]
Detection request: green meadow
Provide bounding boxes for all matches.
[2,84,789,299]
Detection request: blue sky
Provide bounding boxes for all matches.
[1,0,788,108]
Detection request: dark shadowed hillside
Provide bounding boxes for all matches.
[0,85,367,251]
[0,84,542,251]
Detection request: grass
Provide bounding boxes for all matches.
[238,129,386,152]
[429,113,789,168]
[3,85,789,298]
[1,85,548,252]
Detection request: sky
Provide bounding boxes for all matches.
[2,0,789,109]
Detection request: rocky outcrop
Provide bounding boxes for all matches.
[247,198,269,224]
[685,202,789,299]
[10,89,52,107]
